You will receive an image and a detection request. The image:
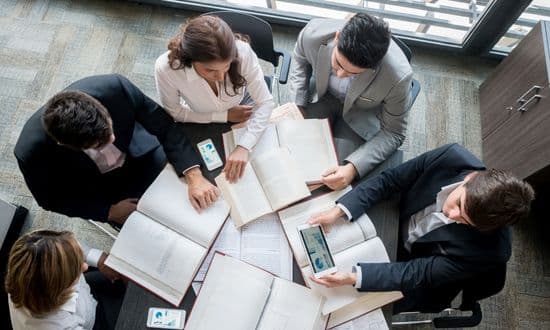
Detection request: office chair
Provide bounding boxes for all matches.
[201,11,291,104]
[392,35,421,111]
[392,264,507,328]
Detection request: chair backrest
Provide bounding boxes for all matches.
[203,11,280,67]
[392,35,412,63]
[460,263,507,310]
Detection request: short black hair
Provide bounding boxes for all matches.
[41,91,112,150]
[337,13,391,69]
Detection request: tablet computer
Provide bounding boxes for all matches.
[297,224,337,278]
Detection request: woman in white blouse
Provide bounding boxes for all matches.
[6,230,125,330]
[155,15,275,182]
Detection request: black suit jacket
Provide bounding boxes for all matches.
[14,74,201,221]
[338,143,511,311]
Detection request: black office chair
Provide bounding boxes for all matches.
[392,35,421,111]
[393,264,507,328]
[201,11,291,104]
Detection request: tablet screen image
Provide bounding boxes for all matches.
[299,225,336,274]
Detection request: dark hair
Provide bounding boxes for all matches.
[5,230,84,316]
[167,15,247,95]
[337,13,391,69]
[41,91,112,150]
[464,169,535,231]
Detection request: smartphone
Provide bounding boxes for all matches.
[146,307,185,329]
[197,138,223,171]
[297,223,338,278]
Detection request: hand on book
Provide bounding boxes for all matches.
[321,163,357,190]
[223,146,249,183]
[310,272,357,288]
[185,168,220,211]
[228,105,253,123]
[308,206,344,232]
[108,198,138,225]
[98,252,122,283]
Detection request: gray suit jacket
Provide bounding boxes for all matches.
[289,18,413,177]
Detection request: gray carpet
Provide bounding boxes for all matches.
[1,0,548,328]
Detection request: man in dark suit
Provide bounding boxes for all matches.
[15,74,219,225]
[308,143,534,312]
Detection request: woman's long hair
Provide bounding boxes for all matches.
[167,15,248,95]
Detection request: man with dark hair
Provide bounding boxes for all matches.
[289,13,413,190]
[307,143,534,312]
[15,74,219,225]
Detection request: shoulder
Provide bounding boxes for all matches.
[14,107,50,164]
[430,143,485,171]
[299,18,341,48]
[376,41,413,84]
[155,51,174,73]
[155,51,189,82]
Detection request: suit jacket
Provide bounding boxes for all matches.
[14,74,201,222]
[289,18,413,176]
[338,144,512,311]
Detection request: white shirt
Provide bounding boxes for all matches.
[155,40,275,151]
[327,71,354,103]
[83,143,125,174]
[9,276,97,330]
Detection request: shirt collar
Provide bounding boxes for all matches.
[187,64,203,82]
[435,181,463,223]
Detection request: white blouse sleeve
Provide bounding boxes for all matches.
[236,43,275,150]
[154,54,229,123]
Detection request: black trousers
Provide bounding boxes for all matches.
[85,270,126,330]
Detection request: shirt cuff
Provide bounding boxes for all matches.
[352,265,362,289]
[211,111,228,123]
[237,131,257,151]
[336,203,353,221]
[182,165,200,176]
[86,249,103,268]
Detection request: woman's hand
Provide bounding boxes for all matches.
[224,146,249,183]
[228,105,253,123]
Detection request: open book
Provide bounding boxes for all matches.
[215,147,311,228]
[104,166,230,306]
[278,189,403,328]
[223,118,338,184]
[185,253,328,330]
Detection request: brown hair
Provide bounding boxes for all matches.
[42,90,112,150]
[5,230,84,316]
[464,169,535,231]
[167,15,247,95]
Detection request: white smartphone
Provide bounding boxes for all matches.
[146,307,185,329]
[197,138,223,171]
[297,223,338,278]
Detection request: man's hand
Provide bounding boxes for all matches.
[321,163,357,190]
[308,206,344,232]
[98,252,122,283]
[224,146,249,183]
[228,105,253,123]
[310,272,357,288]
[108,198,138,225]
[185,167,220,211]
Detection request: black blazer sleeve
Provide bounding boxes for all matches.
[116,75,201,174]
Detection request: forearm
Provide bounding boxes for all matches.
[237,99,274,150]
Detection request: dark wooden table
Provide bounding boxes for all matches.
[115,123,402,329]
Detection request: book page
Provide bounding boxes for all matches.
[222,130,236,159]
[194,213,293,282]
[233,124,279,159]
[105,212,206,305]
[240,213,293,281]
[257,278,327,330]
[277,119,338,184]
[354,213,378,241]
[194,219,242,282]
[331,308,388,330]
[278,188,359,267]
[303,237,400,315]
[185,254,274,330]
[137,166,229,248]
[215,164,272,227]
[252,148,311,211]
[269,102,304,123]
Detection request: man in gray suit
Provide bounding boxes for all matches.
[289,13,413,190]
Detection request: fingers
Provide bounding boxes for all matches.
[189,195,201,212]
[322,166,338,177]
[127,198,139,204]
